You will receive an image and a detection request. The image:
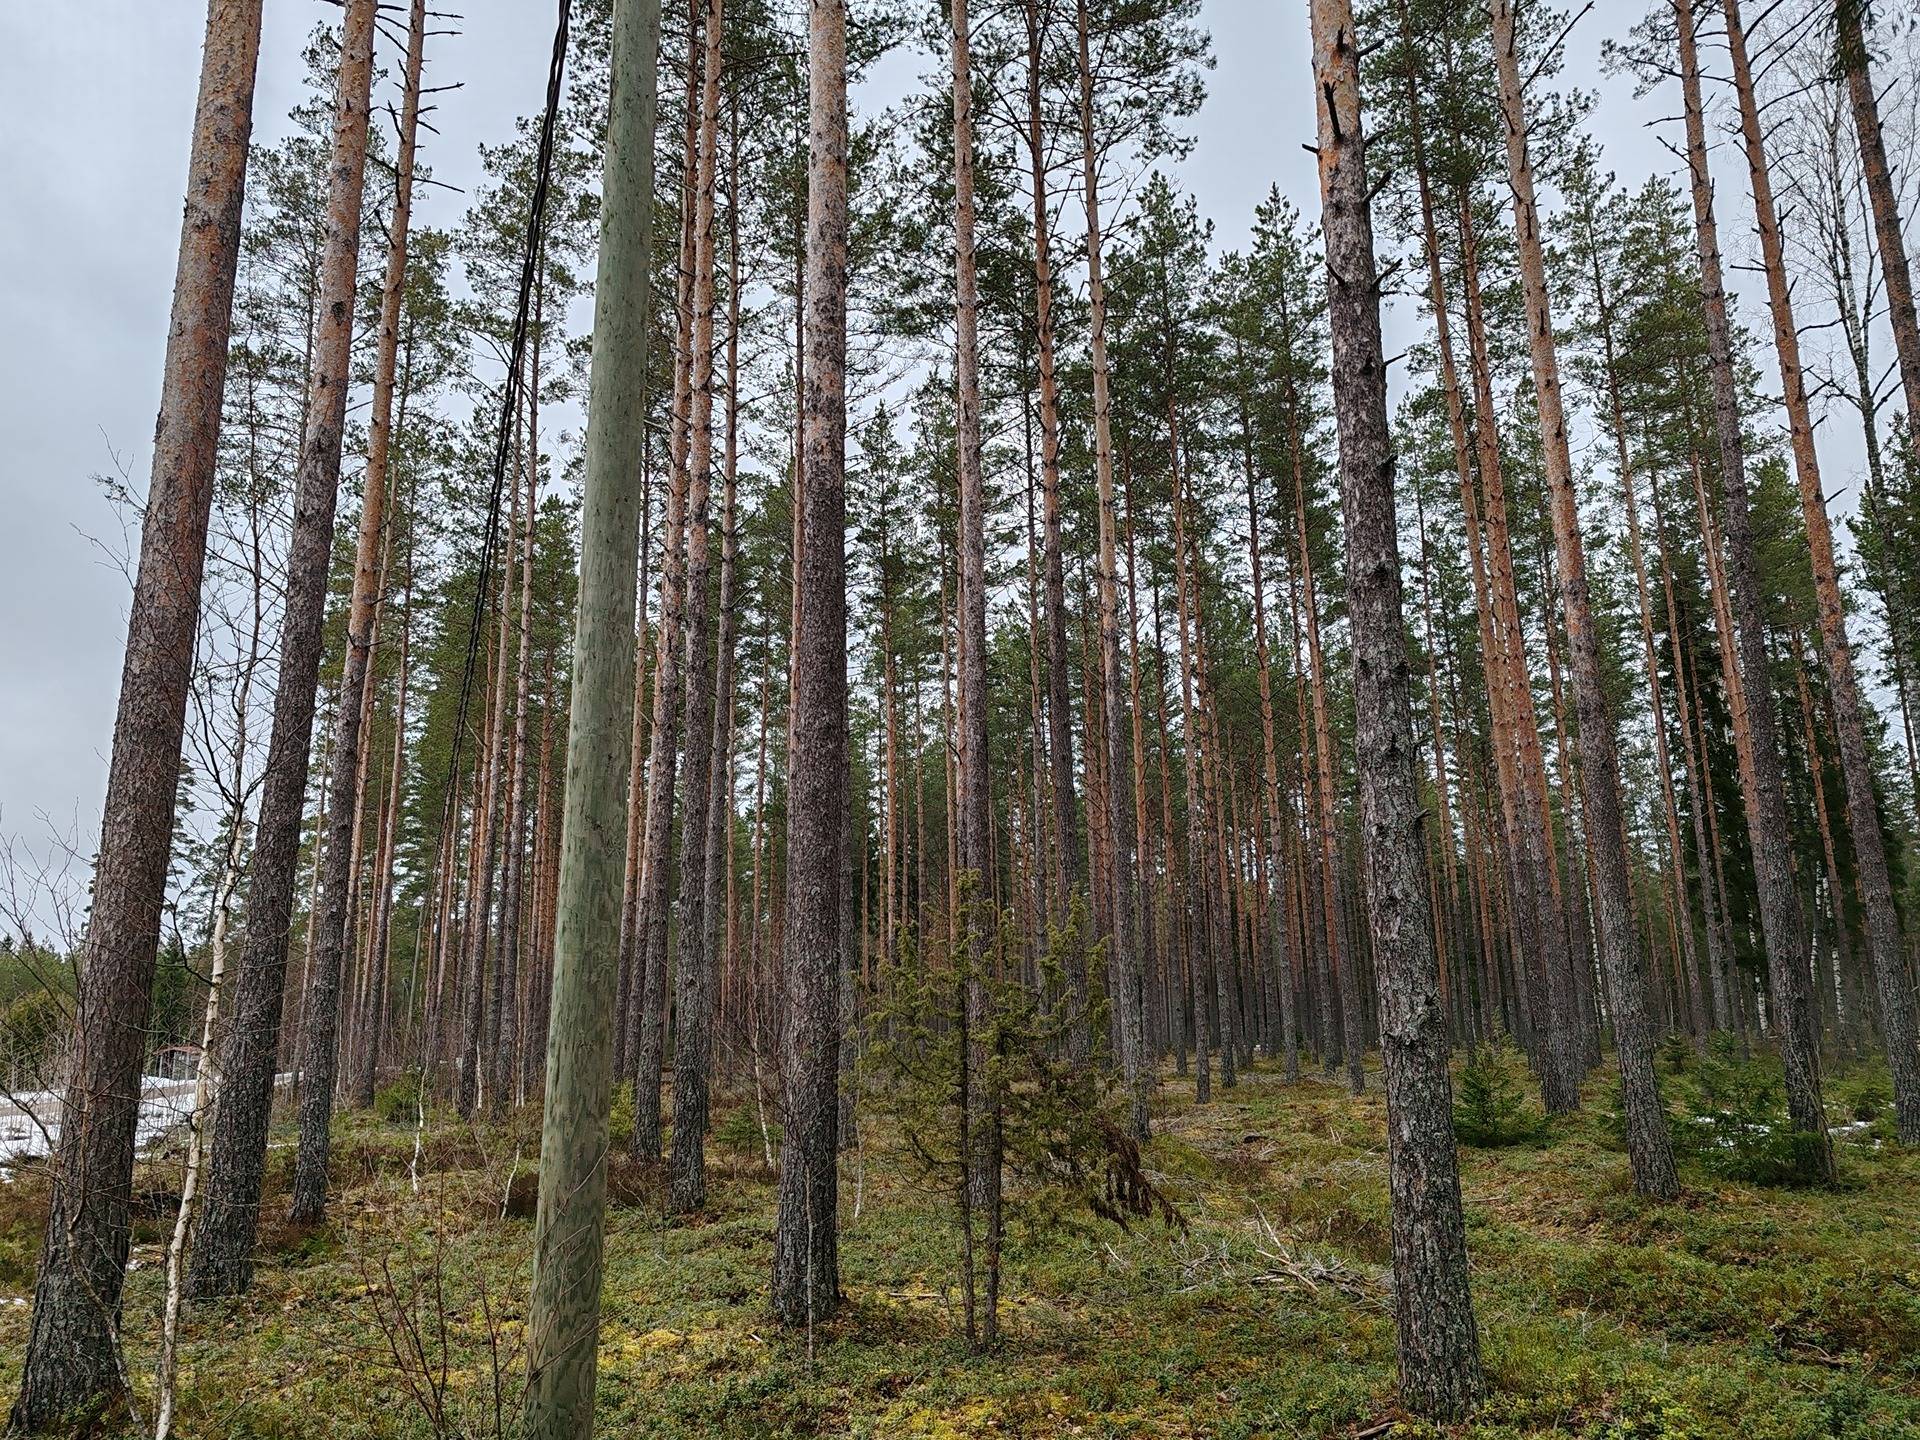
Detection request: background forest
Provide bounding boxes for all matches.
[5,0,1920,1435]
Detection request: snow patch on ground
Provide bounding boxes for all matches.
[0,1076,200,1169]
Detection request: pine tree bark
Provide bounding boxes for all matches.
[285,0,387,1190]
[1794,630,1860,1052]
[461,473,517,1116]
[1244,424,1300,1080]
[630,8,704,1153]
[1712,0,1920,1152]
[354,543,411,1106]
[1121,486,1164,1065]
[1171,440,1215,1100]
[1412,494,1469,1043]
[771,0,848,1329]
[336,544,388,1092]
[300,0,430,1141]
[1285,353,1363,1093]
[190,0,376,1284]
[1669,0,1822,1121]
[704,96,744,1113]
[1489,0,1677,1198]
[492,328,541,1114]
[1309,0,1484,1416]
[1076,0,1149,1139]
[1150,575,1192,1070]
[1726,0,1902,1153]
[521,0,660,1429]
[1024,0,1090,1062]
[614,443,653,1084]
[670,0,727,1213]
[10,12,263,1421]
[1838,0,1920,463]
[1283,552,1337,1066]
[1457,195,1573,1100]
[1647,463,1733,1029]
[950,0,1003,1344]
[1579,207,1708,1043]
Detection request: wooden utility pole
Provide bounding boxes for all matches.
[521,0,661,1430]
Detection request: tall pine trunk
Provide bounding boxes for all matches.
[11,6,264,1418]
[1578,198,1710,1043]
[950,0,1003,1346]
[1077,0,1149,1138]
[354,534,413,1106]
[1727,0,1901,1155]
[1458,195,1571,1099]
[1309,0,1484,1415]
[1024,0,1089,1062]
[1838,0,1920,464]
[630,8,704,1153]
[492,316,542,1113]
[670,0,727,1213]
[1667,0,1825,1137]
[771,0,849,1330]
[1244,425,1300,1080]
[306,0,430,1140]
[705,95,745,1119]
[194,0,376,1277]
[1489,0,1677,1199]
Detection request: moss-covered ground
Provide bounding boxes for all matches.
[3,1048,1917,1438]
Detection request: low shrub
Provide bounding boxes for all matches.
[712,1101,776,1157]
[373,1070,425,1125]
[1454,1044,1546,1148]
[1828,1067,1892,1124]
[1676,1044,1827,1187]
[1658,1031,1699,1075]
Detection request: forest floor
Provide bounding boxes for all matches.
[2,1045,1918,1439]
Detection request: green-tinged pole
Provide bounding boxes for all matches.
[522,0,660,1433]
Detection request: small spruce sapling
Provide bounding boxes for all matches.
[863,896,1179,1338]
[1453,1044,1547,1148]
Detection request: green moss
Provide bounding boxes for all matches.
[2,1056,1919,1436]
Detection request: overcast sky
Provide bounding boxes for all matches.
[0,1,1849,903]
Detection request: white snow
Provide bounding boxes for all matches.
[0,1074,200,1170]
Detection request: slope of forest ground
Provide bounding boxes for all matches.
[2,1047,1917,1439]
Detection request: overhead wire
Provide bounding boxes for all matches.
[431,0,574,980]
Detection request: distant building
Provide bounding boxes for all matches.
[147,1044,203,1082]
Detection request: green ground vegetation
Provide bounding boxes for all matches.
[2,1042,1917,1438]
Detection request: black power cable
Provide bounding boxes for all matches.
[433,0,573,963]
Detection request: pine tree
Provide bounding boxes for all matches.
[771,0,849,1331]
[1727,0,1901,1162]
[188,0,378,1292]
[1488,0,1677,1200]
[9,3,266,1426]
[1309,0,1485,1415]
